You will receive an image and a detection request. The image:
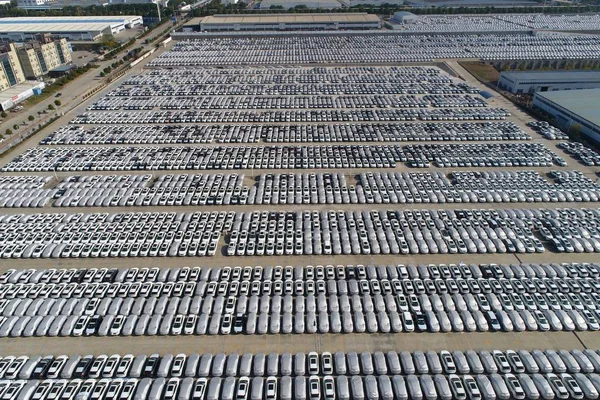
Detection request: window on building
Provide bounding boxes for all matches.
[1,59,17,86]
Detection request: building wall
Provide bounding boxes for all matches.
[16,39,72,79]
[17,49,43,79]
[0,45,27,92]
[499,73,600,94]
[533,95,600,143]
[56,39,72,64]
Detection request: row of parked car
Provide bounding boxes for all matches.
[527,122,569,141]
[1,299,598,337]
[119,66,474,93]
[1,206,599,258]
[558,142,600,167]
[120,65,468,89]
[3,349,600,400]
[151,34,600,65]
[6,349,600,381]
[41,121,530,145]
[3,169,599,208]
[88,94,488,112]
[0,211,228,259]
[70,107,510,125]
[2,262,597,286]
[6,142,567,173]
[228,207,557,256]
[2,145,406,172]
[402,143,564,168]
[396,13,600,34]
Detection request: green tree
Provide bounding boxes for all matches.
[5,129,12,135]
[48,104,55,111]
[54,100,61,106]
[28,115,35,121]
[0,112,6,118]
[568,123,583,140]
[12,124,18,130]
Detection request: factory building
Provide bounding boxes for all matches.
[191,13,381,32]
[499,70,600,94]
[0,16,143,41]
[533,88,600,143]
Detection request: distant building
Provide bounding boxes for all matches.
[0,16,143,41]
[533,88,600,143]
[258,0,341,8]
[109,0,167,5]
[0,44,26,93]
[190,13,381,31]
[499,70,600,94]
[16,0,60,9]
[17,36,72,79]
[17,0,163,8]
[391,11,418,24]
[341,0,403,6]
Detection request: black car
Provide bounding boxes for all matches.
[70,269,87,283]
[73,355,94,379]
[31,356,54,379]
[143,354,160,377]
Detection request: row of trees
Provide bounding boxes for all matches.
[0,3,168,18]
[4,0,598,21]
[3,100,60,136]
[189,0,600,16]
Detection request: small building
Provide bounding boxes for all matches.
[194,13,381,31]
[533,88,600,143]
[391,11,418,24]
[499,70,600,94]
[48,64,76,78]
[0,16,143,41]
[0,81,45,111]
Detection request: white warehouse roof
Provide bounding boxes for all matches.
[0,16,142,34]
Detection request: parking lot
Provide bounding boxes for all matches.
[0,29,600,400]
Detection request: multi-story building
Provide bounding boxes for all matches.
[0,44,26,93]
[16,36,72,79]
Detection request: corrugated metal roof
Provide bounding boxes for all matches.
[0,16,141,33]
[536,88,600,128]
[201,13,379,25]
[501,70,600,82]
